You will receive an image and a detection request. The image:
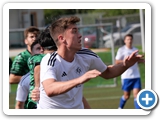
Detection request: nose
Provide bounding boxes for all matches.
[40,47,44,53]
[79,33,82,39]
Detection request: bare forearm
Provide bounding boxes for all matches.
[9,74,22,84]
[43,77,82,97]
[43,69,101,97]
[101,63,128,79]
[34,66,40,87]
[34,72,40,87]
[15,102,24,109]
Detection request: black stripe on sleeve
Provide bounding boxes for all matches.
[47,52,57,66]
[77,49,98,58]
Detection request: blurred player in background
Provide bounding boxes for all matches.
[10,26,40,84]
[115,34,144,109]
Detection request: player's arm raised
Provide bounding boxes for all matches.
[101,50,143,79]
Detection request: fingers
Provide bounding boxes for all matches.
[123,56,129,66]
[31,88,40,102]
[90,69,101,77]
[81,69,101,84]
[123,50,145,68]
[128,50,139,60]
[136,54,144,58]
[138,58,145,63]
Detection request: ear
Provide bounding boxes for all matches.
[57,34,62,40]
[24,39,28,45]
[58,34,66,42]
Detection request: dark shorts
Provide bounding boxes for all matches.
[121,78,141,92]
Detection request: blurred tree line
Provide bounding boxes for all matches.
[44,9,139,25]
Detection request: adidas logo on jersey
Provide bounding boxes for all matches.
[61,72,67,77]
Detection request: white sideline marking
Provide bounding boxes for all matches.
[87,95,133,101]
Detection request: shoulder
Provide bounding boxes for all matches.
[28,54,45,67]
[15,50,31,60]
[19,50,31,57]
[132,47,138,51]
[76,48,98,58]
[42,52,58,67]
[29,54,45,61]
[19,72,30,86]
[118,46,125,51]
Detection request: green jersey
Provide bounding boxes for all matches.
[10,50,31,76]
[26,54,45,108]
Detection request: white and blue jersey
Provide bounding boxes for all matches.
[115,45,141,91]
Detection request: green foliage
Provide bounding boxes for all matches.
[44,9,139,25]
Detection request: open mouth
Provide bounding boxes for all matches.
[78,40,81,43]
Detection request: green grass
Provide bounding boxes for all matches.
[9,47,145,109]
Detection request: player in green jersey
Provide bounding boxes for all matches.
[26,27,57,109]
[10,26,40,84]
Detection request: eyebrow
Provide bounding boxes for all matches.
[72,28,77,31]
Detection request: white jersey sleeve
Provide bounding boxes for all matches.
[16,72,30,102]
[40,52,57,82]
[115,47,124,60]
[89,55,107,73]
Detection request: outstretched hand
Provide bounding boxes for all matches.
[123,50,144,67]
[80,69,101,84]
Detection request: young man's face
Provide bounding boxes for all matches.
[25,32,38,46]
[124,36,133,47]
[32,43,43,55]
[63,24,82,51]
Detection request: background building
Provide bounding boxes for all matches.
[9,9,45,47]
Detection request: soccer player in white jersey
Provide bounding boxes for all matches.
[15,72,30,109]
[115,34,144,109]
[37,16,143,109]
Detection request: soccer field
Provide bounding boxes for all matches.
[9,49,145,109]
[9,81,145,109]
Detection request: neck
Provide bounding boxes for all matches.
[126,45,132,49]
[57,46,76,62]
[44,50,55,54]
[27,46,31,53]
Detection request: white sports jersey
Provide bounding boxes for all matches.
[37,48,107,109]
[16,72,30,102]
[115,45,140,79]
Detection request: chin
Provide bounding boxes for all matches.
[76,46,81,51]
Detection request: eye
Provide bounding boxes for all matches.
[73,30,77,33]
[72,28,78,34]
[30,36,34,38]
[37,47,41,50]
